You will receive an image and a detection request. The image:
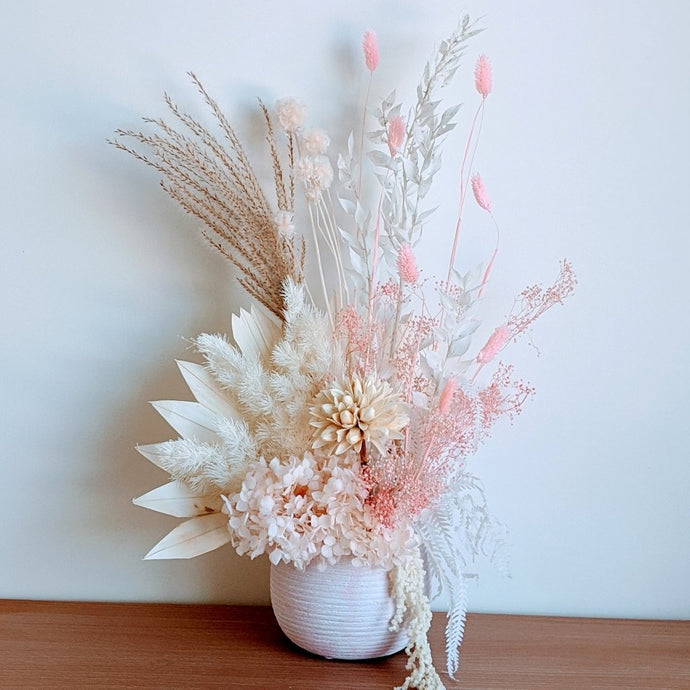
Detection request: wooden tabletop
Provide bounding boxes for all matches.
[1,600,688,688]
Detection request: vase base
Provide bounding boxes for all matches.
[270,560,408,661]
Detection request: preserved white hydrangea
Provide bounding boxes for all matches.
[224,452,418,570]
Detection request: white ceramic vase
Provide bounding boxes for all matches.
[270,558,408,660]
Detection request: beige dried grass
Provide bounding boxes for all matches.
[110,73,301,320]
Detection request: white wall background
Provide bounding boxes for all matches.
[1,0,688,619]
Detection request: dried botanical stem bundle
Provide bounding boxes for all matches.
[121,15,576,690]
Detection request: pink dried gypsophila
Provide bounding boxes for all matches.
[363,30,379,72]
[390,315,435,392]
[478,364,534,430]
[363,449,444,528]
[474,54,492,98]
[378,278,401,300]
[397,243,419,284]
[365,394,479,527]
[387,115,406,156]
[471,173,492,213]
[507,260,577,336]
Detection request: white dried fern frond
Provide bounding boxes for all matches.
[416,470,508,678]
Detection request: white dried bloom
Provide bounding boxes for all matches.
[294,156,314,182]
[309,375,409,455]
[275,98,306,133]
[312,155,333,190]
[302,128,330,155]
[274,210,295,239]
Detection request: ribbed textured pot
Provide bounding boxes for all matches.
[270,559,408,660]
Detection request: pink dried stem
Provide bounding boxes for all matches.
[365,165,395,367]
[445,98,486,284]
[477,213,500,298]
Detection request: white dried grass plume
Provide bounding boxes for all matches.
[149,437,250,494]
[309,375,409,455]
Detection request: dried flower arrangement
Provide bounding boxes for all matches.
[112,15,575,689]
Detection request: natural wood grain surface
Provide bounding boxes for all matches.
[1,600,688,689]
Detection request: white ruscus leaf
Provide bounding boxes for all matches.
[143,513,230,559]
[150,400,219,442]
[176,360,240,421]
[133,480,224,518]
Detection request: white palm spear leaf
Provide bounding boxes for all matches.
[134,305,280,559]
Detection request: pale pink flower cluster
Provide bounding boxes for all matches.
[275,97,306,133]
[302,128,331,155]
[295,154,334,201]
[225,452,417,570]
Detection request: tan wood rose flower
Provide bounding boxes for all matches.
[308,375,409,455]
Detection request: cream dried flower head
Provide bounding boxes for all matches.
[275,97,306,133]
[309,375,408,455]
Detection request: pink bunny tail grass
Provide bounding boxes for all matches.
[474,54,492,98]
[438,377,457,414]
[397,242,419,284]
[471,173,492,213]
[387,115,406,156]
[363,30,379,72]
[476,324,511,365]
